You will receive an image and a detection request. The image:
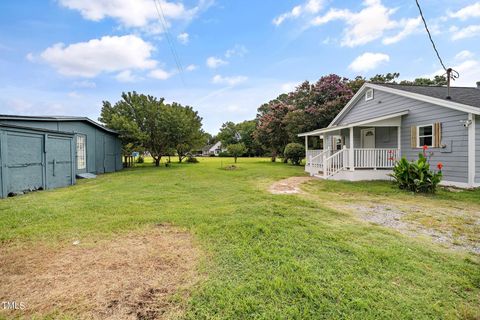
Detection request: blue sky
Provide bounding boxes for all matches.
[0,0,479,133]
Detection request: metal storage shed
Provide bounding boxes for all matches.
[0,115,122,176]
[0,124,75,198]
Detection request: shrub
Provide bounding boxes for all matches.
[186,156,199,163]
[391,146,443,193]
[284,143,305,165]
[136,156,144,164]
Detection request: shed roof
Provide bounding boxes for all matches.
[0,115,118,134]
[0,123,75,136]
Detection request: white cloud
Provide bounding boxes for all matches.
[455,50,474,61]
[40,35,157,77]
[449,2,480,20]
[185,64,197,71]
[26,52,36,62]
[425,51,480,87]
[448,59,480,87]
[206,56,228,68]
[212,75,247,86]
[148,68,174,80]
[451,24,480,40]
[225,45,248,58]
[311,0,417,47]
[382,17,421,45]
[73,80,96,88]
[68,91,81,98]
[177,32,189,44]
[281,82,299,92]
[58,0,194,27]
[273,0,323,26]
[115,70,141,82]
[226,105,249,114]
[349,52,390,72]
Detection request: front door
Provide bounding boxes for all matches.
[361,128,375,148]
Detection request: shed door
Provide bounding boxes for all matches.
[46,136,74,189]
[5,132,44,194]
[104,135,116,173]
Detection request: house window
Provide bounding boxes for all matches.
[365,89,374,101]
[76,135,86,170]
[417,125,434,147]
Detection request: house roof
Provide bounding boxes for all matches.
[208,141,222,152]
[328,82,480,128]
[0,114,118,134]
[374,83,480,109]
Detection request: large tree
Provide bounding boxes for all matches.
[164,103,205,163]
[254,102,290,162]
[217,120,263,156]
[100,92,170,166]
[100,92,205,166]
[217,121,240,146]
[235,120,263,156]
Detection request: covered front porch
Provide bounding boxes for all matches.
[299,112,406,180]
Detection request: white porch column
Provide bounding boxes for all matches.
[349,126,354,171]
[397,126,401,158]
[468,113,475,187]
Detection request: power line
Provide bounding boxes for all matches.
[152,0,185,85]
[415,0,460,95]
[415,0,447,71]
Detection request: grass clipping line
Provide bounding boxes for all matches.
[0,225,201,320]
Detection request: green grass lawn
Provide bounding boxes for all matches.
[1,157,479,319]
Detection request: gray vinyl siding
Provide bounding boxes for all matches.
[337,89,470,183]
[476,115,480,183]
[341,127,398,148]
[0,119,121,175]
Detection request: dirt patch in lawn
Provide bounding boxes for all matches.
[339,202,480,255]
[0,225,201,319]
[269,176,314,195]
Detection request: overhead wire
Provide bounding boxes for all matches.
[415,0,459,84]
[152,0,186,85]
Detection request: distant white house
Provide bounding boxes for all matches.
[202,141,226,156]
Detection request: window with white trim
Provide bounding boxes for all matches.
[365,89,374,101]
[417,125,434,147]
[76,135,86,170]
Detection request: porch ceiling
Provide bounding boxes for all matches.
[298,110,409,137]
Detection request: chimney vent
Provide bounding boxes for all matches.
[476,81,480,89]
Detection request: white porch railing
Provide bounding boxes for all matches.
[306,149,329,175]
[306,150,324,159]
[305,148,399,178]
[324,148,349,177]
[353,148,400,169]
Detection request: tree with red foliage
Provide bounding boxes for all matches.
[254,102,290,162]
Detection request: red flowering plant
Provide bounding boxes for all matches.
[390,145,443,193]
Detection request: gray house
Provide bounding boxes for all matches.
[0,115,122,198]
[299,82,480,188]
